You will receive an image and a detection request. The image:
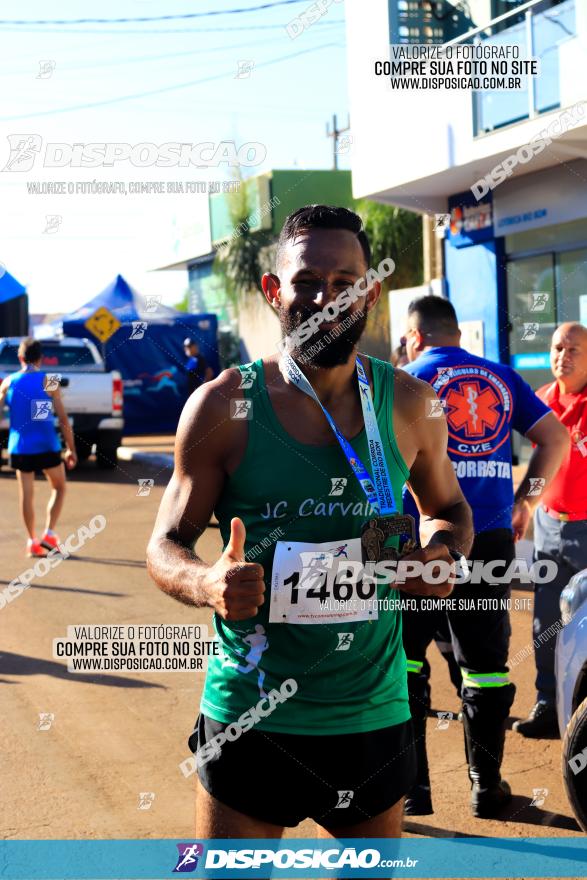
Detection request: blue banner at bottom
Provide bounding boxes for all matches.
[1,838,586,879]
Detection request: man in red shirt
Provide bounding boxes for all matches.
[514,322,587,738]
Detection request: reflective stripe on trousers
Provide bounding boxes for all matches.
[461,670,510,688]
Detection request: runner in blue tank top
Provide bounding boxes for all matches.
[0,338,78,556]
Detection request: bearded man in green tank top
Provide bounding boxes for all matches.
[147,205,473,840]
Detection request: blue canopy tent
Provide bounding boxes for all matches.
[60,275,219,434]
[0,268,28,336]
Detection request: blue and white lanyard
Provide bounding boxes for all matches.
[282,353,398,515]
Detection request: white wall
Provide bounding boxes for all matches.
[238,296,281,363]
[345,0,587,207]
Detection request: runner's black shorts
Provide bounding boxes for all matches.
[9,451,62,472]
[190,713,416,827]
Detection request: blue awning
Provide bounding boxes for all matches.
[0,268,26,304]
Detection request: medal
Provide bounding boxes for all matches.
[360,514,418,563]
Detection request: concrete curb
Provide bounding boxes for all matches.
[117,448,174,469]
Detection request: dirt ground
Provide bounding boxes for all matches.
[0,454,582,870]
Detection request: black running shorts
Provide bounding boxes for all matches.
[10,451,62,472]
[190,713,416,828]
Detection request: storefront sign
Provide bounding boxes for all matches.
[511,352,550,370]
[494,159,587,235]
[447,190,493,248]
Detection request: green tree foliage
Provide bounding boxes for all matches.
[213,176,266,315]
[173,288,191,312]
[355,199,423,290]
[354,200,424,360]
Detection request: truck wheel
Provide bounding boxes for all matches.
[562,694,587,832]
[96,440,119,470]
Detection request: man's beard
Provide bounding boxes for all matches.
[279,305,368,368]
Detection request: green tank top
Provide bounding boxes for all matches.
[201,355,411,734]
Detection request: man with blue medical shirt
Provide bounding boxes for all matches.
[399,295,568,819]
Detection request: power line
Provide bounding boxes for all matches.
[0,42,342,121]
[4,29,344,74]
[0,21,344,35]
[0,0,307,26]
[8,37,307,73]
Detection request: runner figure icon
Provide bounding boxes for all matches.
[222,624,269,698]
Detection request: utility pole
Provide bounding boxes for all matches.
[326,113,351,170]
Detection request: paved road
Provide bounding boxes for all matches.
[0,454,582,843]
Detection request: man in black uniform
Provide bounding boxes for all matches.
[400,295,568,818]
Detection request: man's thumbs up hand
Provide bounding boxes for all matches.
[223,516,247,563]
[204,518,265,621]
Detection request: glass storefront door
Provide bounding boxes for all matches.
[507,246,587,390]
[558,248,587,325]
[507,247,586,462]
[507,253,556,389]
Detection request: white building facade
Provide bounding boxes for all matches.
[345,0,587,388]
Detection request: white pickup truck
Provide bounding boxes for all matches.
[0,336,124,468]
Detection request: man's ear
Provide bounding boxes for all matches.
[365,279,382,313]
[414,329,426,351]
[261,273,280,309]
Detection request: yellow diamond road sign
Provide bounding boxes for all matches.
[84,306,121,343]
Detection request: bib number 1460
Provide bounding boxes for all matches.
[269,538,378,624]
[283,566,376,604]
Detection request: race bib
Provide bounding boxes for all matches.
[269,538,378,625]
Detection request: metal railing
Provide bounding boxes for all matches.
[446,0,578,135]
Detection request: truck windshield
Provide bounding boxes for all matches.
[0,344,96,367]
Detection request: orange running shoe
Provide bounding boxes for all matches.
[40,531,60,551]
[27,538,47,557]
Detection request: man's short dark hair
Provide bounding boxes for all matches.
[407,295,459,335]
[276,205,371,271]
[18,337,42,364]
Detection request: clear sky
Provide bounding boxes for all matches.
[0,0,349,314]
